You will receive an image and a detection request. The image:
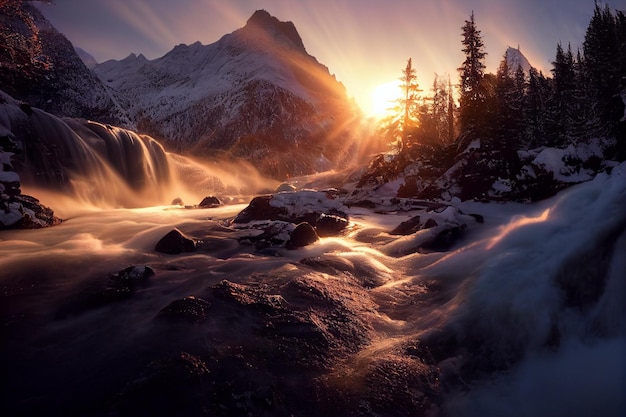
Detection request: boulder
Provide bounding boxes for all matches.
[286,222,319,249]
[233,190,349,236]
[155,229,196,254]
[56,265,154,318]
[156,296,211,323]
[276,183,296,192]
[1,134,61,229]
[198,195,222,208]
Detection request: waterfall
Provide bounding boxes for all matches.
[1,100,274,211]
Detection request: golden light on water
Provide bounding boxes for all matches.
[368,79,401,119]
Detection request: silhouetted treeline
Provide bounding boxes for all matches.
[394,3,626,161]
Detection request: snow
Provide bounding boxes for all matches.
[269,189,346,215]
[0,170,19,183]
[0,202,25,227]
[527,139,609,183]
[91,12,346,147]
[505,46,533,75]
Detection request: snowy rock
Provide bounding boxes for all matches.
[233,190,349,236]
[155,229,197,254]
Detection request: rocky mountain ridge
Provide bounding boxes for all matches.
[0,0,127,125]
[94,10,360,178]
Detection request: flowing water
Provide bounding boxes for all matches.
[1,107,625,416]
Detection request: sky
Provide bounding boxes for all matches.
[35,0,621,117]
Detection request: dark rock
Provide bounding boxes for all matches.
[286,222,319,249]
[468,213,485,223]
[389,215,422,235]
[170,197,184,206]
[155,229,196,254]
[198,195,222,208]
[56,266,154,318]
[233,195,283,224]
[315,213,349,237]
[113,352,211,417]
[389,215,439,236]
[423,218,439,229]
[0,194,62,229]
[156,296,211,323]
[276,183,296,192]
[419,226,465,253]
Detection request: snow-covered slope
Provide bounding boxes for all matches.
[94,10,359,178]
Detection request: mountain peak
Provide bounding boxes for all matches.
[244,9,305,51]
[505,46,532,75]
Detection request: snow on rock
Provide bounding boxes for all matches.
[232,190,349,249]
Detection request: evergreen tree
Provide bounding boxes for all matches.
[378,58,421,155]
[583,3,618,110]
[398,58,421,151]
[458,11,488,133]
[546,42,577,146]
[523,67,548,148]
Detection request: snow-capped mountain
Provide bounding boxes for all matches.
[505,46,533,75]
[0,1,126,125]
[94,10,360,178]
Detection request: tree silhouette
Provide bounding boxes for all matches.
[458,11,487,133]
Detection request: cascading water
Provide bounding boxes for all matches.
[1,100,275,213]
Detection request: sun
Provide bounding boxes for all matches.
[369,80,401,119]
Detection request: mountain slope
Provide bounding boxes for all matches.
[94,10,360,177]
[0,0,126,124]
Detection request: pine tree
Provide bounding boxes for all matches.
[398,58,421,151]
[458,11,488,133]
[583,3,618,109]
[378,58,422,156]
[523,67,548,148]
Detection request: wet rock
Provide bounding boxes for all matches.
[276,182,296,192]
[155,228,196,254]
[286,222,319,249]
[237,220,295,249]
[389,215,439,236]
[419,225,465,253]
[113,352,211,417]
[156,296,211,323]
[389,215,423,235]
[299,254,390,288]
[57,266,154,318]
[170,197,184,206]
[1,134,61,229]
[320,354,440,417]
[315,213,349,237]
[198,195,222,208]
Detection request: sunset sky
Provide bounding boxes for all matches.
[36,0,621,116]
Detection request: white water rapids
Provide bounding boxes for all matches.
[1,161,625,416]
